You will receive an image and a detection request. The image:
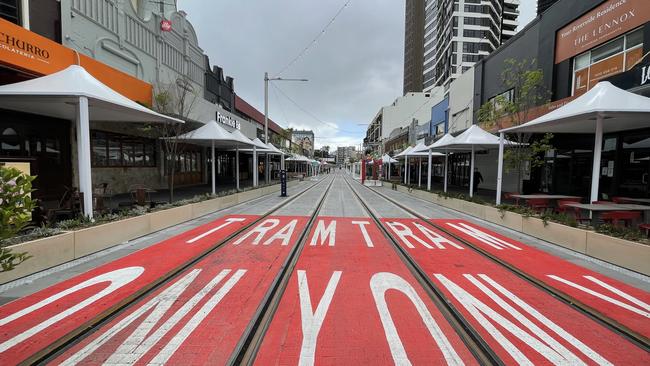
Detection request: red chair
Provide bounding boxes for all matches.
[601,211,641,227]
[592,201,612,204]
[527,198,551,213]
[503,192,521,206]
[639,223,650,237]
[557,200,590,224]
[611,197,629,203]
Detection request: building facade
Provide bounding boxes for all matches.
[422,0,519,91]
[291,130,315,157]
[471,0,650,198]
[403,0,425,94]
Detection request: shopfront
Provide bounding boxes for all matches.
[0,17,154,203]
[473,0,650,198]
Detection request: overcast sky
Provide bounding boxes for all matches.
[178,1,537,150]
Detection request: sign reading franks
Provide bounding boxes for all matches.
[217,111,241,130]
[555,0,649,63]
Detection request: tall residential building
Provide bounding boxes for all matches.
[537,0,559,15]
[422,0,520,91]
[403,0,425,94]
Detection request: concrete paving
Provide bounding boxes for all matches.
[0,179,318,304]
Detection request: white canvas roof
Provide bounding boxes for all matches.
[172,120,253,147]
[394,146,414,158]
[406,141,429,156]
[437,125,516,150]
[265,142,285,155]
[501,81,650,134]
[0,65,182,124]
[382,154,398,163]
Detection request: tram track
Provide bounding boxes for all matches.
[345,174,650,353]
[341,176,503,365]
[30,176,334,365]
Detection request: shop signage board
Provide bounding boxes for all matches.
[555,0,649,63]
[0,18,153,104]
[160,19,172,32]
[216,109,242,130]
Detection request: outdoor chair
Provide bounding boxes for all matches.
[503,192,520,206]
[600,211,641,228]
[526,198,550,213]
[129,184,153,207]
[47,186,83,222]
[639,223,650,237]
[557,200,589,224]
[92,183,112,212]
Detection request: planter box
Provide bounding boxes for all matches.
[484,207,524,232]
[586,232,650,276]
[0,232,75,284]
[75,215,150,258]
[458,200,486,220]
[237,189,258,203]
[191,197,223,218]
[149,205,192,232]
[522,217,588,254]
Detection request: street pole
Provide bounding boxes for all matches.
[264,72,270,185]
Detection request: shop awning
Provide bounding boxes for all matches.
[500,82,650,134]
[496,81,650,204]
[0,65,182,219]
[0,65,182,124]
[168,120,254,194]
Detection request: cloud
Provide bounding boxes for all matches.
[177,0,404,149]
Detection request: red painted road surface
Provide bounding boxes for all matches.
[383,218,650,365]
[52,216,308,365]
[0,215,253,365]
[254,217,478,365]
[435,219,650,339]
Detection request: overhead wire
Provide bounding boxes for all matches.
[274,0,353,77]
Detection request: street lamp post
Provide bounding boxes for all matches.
[264,72,308,184]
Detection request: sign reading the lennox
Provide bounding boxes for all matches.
[217,111,241,130]
[555,0,648,63]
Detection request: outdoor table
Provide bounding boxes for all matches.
[565,203,650,227]
[510,194,582,210]
[510,194,582,200]
[615,197,650,205]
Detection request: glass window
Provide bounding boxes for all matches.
[91,131,156,167]
[591,37,624,63]
[626,28,643,49]
[574,52,590,70]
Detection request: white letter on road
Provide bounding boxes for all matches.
[310,220,337,246]
[370,272,464,366]
[386,221,434,249]
[234,219,279,245]
[351,220,374,247]
[263,219,298,246]
[298,270,342,366]
[186,217,247,243]
[0,267,144,353]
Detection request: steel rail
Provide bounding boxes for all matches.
[351,176,650,352]
[32,176,334,365]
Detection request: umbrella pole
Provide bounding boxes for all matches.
[253,146,257,187]
[211,140,216,195]
[388,162,391,180]
[590,115,604,203]
[236,147,240,191]
[496,132,505,205]
[469,145,475,197]
[76,96,93,219]
[427,149,432,191]
[404,156,408,184]
[444,150,448,193]
[418,157,422,187]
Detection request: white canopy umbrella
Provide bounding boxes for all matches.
[415,133,463,192]
[395,146,414,184]
[382,154,397,180]
[0,65,183,218]
[171,120,253,194]
[228,130,266,187]
[499,81,650,204]
[408,142,441,187]
[437,125,518,197]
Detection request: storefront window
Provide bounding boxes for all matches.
[572,28,644,96]
[91,131,156,167]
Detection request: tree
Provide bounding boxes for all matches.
[0,167,34,272]
[151,77,198,202]
[477,58,553,193]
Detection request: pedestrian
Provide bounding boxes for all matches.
[473,168,483,193]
